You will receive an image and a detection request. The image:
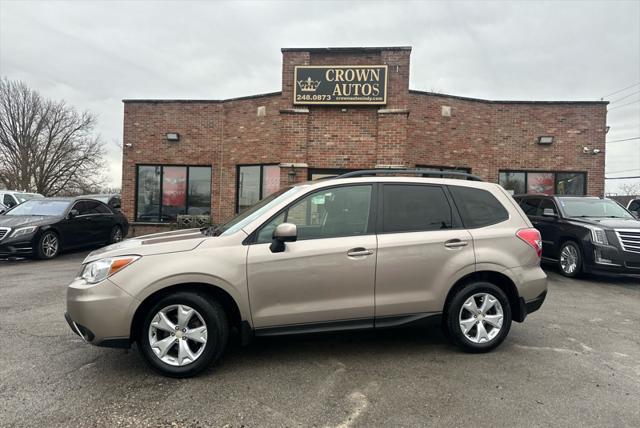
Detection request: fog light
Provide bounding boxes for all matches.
[594,249,617,265]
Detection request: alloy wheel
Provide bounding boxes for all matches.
[148,304,208,366]
[42,233,59,258]
[458,293,504,344]
[112,227,123,243]
[560,245,578,275]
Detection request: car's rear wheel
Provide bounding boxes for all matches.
[109,225,124,244]
[138,292,228,378]
[35,231,60,259]
[445,282,512,353]
[558,241,582,277]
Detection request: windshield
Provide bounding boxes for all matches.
[15,193,42,203]
[558,198,634,219]
[6,199,70,216]
[213,186,304,236]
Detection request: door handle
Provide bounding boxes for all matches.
[347,247,374,257]
[444,239,469,248]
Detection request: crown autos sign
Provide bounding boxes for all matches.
[293,65,388,105]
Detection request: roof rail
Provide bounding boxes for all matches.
[336,168,484,181]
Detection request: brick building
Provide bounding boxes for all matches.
[122,46,608,235]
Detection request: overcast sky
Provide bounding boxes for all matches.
[1,0,639,193]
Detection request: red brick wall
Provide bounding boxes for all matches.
[121,47,607,235]
[408,92,607,195]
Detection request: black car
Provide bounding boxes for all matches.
[514,194,640,277]
[0,197,129,259]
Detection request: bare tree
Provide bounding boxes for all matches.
[619,182,640,196]
[0,78,105,196]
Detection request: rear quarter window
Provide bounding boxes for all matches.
[449,186,509,228]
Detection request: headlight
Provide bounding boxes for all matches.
[11,226,38,238]
[80,255,140,284]
[587,226,609,245]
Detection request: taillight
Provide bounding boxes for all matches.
[517,228,542,258]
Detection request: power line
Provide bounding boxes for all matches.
[601,82,640,99]
[606,168,640,174]
[610,90,640,104]
[605,176,640,180]
[606,136,640,143]
[608,99,640,110]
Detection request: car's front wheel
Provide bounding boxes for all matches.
[35,230,60,259]
[558,241,582,277]
[109,225,124,244]
[138,292,228,378]
[445,282,512,353]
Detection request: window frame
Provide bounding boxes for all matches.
[245,182,378,244]
[236,163,281,213]
[377,183,463,234]
[134,164,212,223]
[498,170,587,196]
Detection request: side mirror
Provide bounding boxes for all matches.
[632,210,639,219]
[68,209,79,219]
[542,208,557,218]
[0,208,5,215]
[270,223,297,253]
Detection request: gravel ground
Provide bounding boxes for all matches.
[0,251,638,427]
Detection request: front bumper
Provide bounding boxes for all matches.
[65,277,138,347]
[585,243,640,275]
[0,236,35,257]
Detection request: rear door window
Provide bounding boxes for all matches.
[538,199,558,216]
[449,186,509,228]
[519,198,542,217]
[382,185,452,233]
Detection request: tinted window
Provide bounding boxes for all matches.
[449,186,509,228]
[383,185,452,233]
[3,194,14,207]
[539,199,557,216]
[556,173,585,195]
[256,185,372,243]
[519,198,541,216]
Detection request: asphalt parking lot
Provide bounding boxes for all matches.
[0,251,639,427]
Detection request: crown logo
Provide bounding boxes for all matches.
[297,77,321,92]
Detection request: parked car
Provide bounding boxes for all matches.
[0,190,44,209]
[627,198,640,218]
[65,169,547,378]
[514,194,640,277]
[0,197,128,259]
[83,194,122,211]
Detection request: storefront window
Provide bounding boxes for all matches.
[136,166,161,222]
[527,172,555,195]
[498,172,526,195]
[188,167,212,215]
[499,171,586,196]
[237,164,281,212]
[556,172,585,196]
[416,165,471,179]
[136,165,212,222]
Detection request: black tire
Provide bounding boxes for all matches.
[445,282,512,353]
[35,230,60,260]
[558,241,582,278]
[109,225,124,244]
[138,291,228,378]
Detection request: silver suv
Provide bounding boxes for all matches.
[65,170,547,377]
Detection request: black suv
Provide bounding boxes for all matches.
[514,195,640,277]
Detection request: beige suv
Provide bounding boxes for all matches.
[65,170,547,377]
